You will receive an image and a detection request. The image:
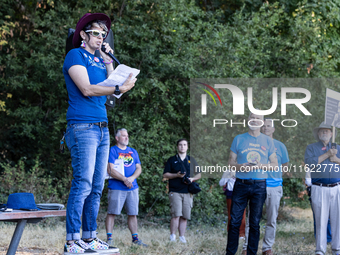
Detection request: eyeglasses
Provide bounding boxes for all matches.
[85,30,107,38]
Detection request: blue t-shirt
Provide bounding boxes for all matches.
[63,48,108,124]
[304,141,340,184]
[230,132,275,180]
[266,139,289,187]
[108,145,141,191]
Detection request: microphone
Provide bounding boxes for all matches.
[101,44,121,65]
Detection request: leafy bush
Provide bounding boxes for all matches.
[0,157,71,205]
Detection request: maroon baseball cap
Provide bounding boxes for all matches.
[72,13,111,48]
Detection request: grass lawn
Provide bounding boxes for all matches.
[0,205,332,255]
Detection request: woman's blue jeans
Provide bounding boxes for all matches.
[65,123,109,241]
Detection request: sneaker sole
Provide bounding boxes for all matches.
[64,252,99,255]
[94,248,120,254]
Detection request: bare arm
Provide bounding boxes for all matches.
[107,162,125,181]
[228,151,278,172]
[330,149,340,164]
[163,172,186,179]
[68,65,136,97]
[100,42,114,76]
[107,163,141,189]
[228,151,245,171]
[189,173,201,182]
[282,162,293,178]
[320,149,337,164]
[125,164,142,184]
[262,152,278,171]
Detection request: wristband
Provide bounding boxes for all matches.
[103,59,113,64]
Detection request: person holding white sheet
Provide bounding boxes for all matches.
[105,128,147,247]
[63,12,136,254]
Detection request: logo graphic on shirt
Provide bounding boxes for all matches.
[247,151,261,164]
[261,146,267,151]
[322,147,326,151]
[118,153,134,167]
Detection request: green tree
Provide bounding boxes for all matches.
[1,0,340,218]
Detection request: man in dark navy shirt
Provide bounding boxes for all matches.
[304,122,340,255]
[163,139,201,243]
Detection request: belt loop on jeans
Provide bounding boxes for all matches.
[93,122,108,128]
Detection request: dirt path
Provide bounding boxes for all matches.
[283,206,313,220]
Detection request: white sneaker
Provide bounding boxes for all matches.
[85,238,119,254]
[179,236,187,243]
[170,234,176,242]
[64,240,98,254]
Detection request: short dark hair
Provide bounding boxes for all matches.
[83,20,108,32]
[176,138,188,146]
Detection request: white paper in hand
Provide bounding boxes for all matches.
[97,64,140,99]
[113,159,125,176]
[105,159,125,180]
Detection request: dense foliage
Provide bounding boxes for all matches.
[1,0,340,220]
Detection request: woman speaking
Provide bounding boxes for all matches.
[63,13,136,254]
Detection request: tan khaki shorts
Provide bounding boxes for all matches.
[169,192,193,220]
